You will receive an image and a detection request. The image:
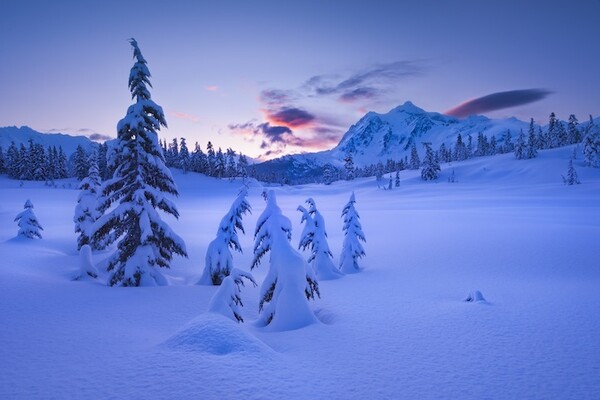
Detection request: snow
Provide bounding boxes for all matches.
[1,144,600,399]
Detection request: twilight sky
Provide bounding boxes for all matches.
[1,0,599,159]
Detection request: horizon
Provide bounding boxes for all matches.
[1,0,599,159]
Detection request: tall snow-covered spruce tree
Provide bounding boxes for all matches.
[92,39,187,287]
[298,198,343,280]
[198,188,251,285]
[251,190,320,330]
[74,150,102,250]
[339,192,366,273]
[15,199,43,239]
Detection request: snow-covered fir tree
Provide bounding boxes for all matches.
[298,198,343,280]
[208,268,257,323]
[322,163,336,185]
[344,153,355,180]
[198,188,251,285]
[179,137,190,173]
[91,39,187,287]
[72,244,99,281]
[339,192,366,273]
[395,169,400,187]
[74,151,102,250]
[562,158,581,185]
[514,129,527,160]
[409,143,421,169]
[583,115,599,167]
[72,145,89,180]
[251,190,319,329]
[568,114,580,144]
[421,142,440,181]
[454,133,468,161]
[15,199,43,239]
[526,118,538,159]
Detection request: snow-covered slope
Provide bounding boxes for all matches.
[1,144,599,399]
[0,126,94,155]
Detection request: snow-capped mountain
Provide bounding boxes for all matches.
[0,126,95,155]
[330,101,531,164]
[254,102,599,182]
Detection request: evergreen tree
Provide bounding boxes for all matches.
[466,134,473,159]
[206,141,216,176]
[526,119,538,159]
[208,268,257,323]
[198,188,251,285]
[323,163,336,185]
[514,129,526,160]
[395,169,400,187]
[0,146,4,174]
[251,190,319,329]
[179,137,190,173]
[297,198,343,280]
[225,148,237,178]
[454,133,467,161]
[6,142,20,179]
[57,146,69,179]
[344,153,355,180]
[583,115,599,167]
[547,112,559,148]
[568,114,580,144]
[421,142,440,181]
[562,158,581,185]
[339,192,366,273]
[237,154,249,179]
[191,142,207,174]
[166,138,179,167]
[214,148,226,178]
[489,135,497,156]
[72,145,89,180]
[91,39,187,287]
[15,199,43,239]
[73,151,102,250]
[503,130,515,153]
[98,142,109,180]
[409,143,420,169]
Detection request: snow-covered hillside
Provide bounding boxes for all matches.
[0,126,94,155]
[1,145,599,399]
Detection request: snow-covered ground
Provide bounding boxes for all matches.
[1,145,599,399]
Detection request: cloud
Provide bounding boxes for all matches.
[303,60,425,102]
[171,111,200,123]
[88,133,113,141]
[266,107,315,128]
[445,89,553,118]
[338,87,379,103]
[229,120,341,155]
[206,85,219,91]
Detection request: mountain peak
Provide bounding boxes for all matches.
[390,101,426,114]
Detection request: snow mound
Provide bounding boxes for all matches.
[162,314,272,355]
[464,290,487,303]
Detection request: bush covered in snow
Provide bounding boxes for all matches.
[251,190,320,330]
[208,268,256,323]
[14,199,43,239]
[198,188,251,285]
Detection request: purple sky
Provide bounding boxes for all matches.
[1,0,599,159]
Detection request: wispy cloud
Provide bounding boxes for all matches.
[171,110,200,123]
[88,133,113,141]
[266,107,315,128]
[206,85,219,91]
[445,89,553,118]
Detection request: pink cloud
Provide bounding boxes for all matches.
[206,85,219,92]
[171,111,200,123]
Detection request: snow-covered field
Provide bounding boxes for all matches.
[1,145,599,399]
